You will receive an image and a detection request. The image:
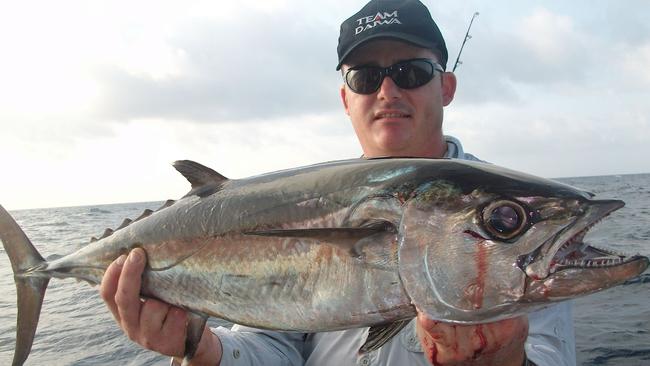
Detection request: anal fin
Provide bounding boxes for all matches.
[182,312,208,366]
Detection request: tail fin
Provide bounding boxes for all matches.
[0,205,50,366]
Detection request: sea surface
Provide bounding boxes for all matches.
[0,173,649,365]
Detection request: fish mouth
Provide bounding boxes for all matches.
[519,199,649,300]
[547,231,643,274]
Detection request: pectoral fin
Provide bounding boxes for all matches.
[359,319,411,354]
[245,221,393,240]
[246,222,396,260]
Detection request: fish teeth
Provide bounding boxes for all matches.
[558,256,630,268]
[592,245,627,257]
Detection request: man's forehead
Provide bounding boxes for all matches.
[343,39,438,66]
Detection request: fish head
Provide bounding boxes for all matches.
[397,161,649,323]
[520,196,649,303]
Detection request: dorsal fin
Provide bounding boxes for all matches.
[173,160,228,189]
[134,209,153,221]
[116,218,132,230]
[90,236,98,242]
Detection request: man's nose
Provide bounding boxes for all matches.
[377,75,403,100]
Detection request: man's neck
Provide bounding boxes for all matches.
[363,136,448,159]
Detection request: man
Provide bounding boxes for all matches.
[100,0,576,365]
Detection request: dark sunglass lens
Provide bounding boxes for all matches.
[391,60,434,89]
[347,67,382,94]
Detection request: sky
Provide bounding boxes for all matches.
[1,0,649,210]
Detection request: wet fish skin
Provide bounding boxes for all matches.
[1,158,647,366]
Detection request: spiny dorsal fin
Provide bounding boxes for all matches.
[173,160,228,189]
[116,218,132,230]
[134,209,153,221]
[156,199,176,211]
[90,237,98,242]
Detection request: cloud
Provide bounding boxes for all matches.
[620,43,650,88]
[2,0,650,210]
[92,7,343,123]
[587,0,650,45]
[453,7,599,105]
[441,2,650,178]
[446,98,650,178]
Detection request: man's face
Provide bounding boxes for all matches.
[340,40,456,158]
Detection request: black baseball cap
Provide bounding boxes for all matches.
[336,0,448,70]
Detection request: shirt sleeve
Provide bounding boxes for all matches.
[525,301,576,366]
[213,325,307,366]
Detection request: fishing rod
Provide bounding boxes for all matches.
[452,11,479,72]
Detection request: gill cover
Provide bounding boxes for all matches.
[397,187,527,323]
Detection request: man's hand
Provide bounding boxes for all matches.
[416,311,528,366]
[100,248,222,365]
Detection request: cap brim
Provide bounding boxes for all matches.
[336,32,438,70]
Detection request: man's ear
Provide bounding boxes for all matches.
[340,84,351,116]
[441,72,457,106]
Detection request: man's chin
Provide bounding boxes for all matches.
[372,130,415,156]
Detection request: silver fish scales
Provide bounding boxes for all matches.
[1,158,647,365]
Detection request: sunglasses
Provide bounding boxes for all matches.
[344,58,444,95]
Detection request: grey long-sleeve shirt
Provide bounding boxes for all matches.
[203,136,577,366]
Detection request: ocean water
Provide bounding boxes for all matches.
[0,173,648,365]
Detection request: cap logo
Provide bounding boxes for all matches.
[355,11,402,35]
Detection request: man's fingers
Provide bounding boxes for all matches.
[161,307,188,338]
[482,316,529,352]
[416,313,529,365]
[115,248,146,337]
[158,307,189,356]
[139,299,170,336]
[100,254,127,323]
[415,312,457,348]
[100,248,194,358]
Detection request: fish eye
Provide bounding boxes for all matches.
[482,200,528,241]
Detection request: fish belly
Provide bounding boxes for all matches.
[141,234,414,331]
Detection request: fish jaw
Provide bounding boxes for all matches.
[521,199,649,301]
[524,254,649,301]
